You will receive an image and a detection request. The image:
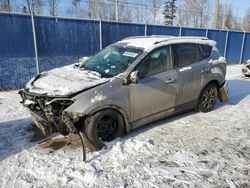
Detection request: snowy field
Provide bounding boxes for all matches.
[0,65,249,188]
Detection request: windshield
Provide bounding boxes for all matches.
[82,45,143,78]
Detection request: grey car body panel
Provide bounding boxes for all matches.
[20,36,227,135]
[130,69,177,122]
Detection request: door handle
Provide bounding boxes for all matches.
[165,78,175,84]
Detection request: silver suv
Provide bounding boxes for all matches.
[19,36,227,150]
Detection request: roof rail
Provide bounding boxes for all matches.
[123,35,173,40]
[123,36,151,40]
[154,36,209,45]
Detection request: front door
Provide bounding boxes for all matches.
[130,45,178,124]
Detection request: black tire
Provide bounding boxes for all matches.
[198,83,218,113]
[84,109,125,151]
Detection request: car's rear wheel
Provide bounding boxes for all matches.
[84,109,125,151]
[198,83,218,112]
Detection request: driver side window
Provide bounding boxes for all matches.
[135,46,173,79]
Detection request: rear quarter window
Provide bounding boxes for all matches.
[210,47,221,60]
[173,43,199,67]
[199,44,212,60]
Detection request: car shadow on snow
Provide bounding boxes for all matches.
[0,118,38,161]
[225,79,250,105]
[0,117,77,161]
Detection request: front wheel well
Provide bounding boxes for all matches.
[83,108,126,150]
[93,107,126,126]
[73,106,129,132]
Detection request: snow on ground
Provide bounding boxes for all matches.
[0,65,249,188]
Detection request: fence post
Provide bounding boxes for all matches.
[177,23,182,36]
[204,24,208,38]
[239,28,246,64]
[99,19,103,50]
[96,14,103,50]
[145,23,147,36]
[31,14,40,74]
[224,27,229,58]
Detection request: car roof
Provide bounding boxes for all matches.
[116,35,216,52]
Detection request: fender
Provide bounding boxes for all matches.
[84,103,131,133]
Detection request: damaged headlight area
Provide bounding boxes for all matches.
[19,90,75,136]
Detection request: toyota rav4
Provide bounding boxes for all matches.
[19,36,228,150]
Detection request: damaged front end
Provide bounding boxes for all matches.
[19,90,76,136]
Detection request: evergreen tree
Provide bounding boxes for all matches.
[163,0,177,26]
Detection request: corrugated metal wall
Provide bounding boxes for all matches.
[0,13,250,89]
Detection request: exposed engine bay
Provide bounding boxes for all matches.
[19,90,75,136]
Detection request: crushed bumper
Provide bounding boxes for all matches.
[29,111,55,136]
[19,89,76,136]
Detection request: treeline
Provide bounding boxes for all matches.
[0,0,250,31]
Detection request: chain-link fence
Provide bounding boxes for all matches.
[0,12,250,90]
[0,13,36,89]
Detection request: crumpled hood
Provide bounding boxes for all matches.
[26,64,109,96]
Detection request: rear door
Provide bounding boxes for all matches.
[130,45,178,123]
[173,43,211,106]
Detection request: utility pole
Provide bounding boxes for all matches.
[213,0,219,29]
[7,0,10,12]
[115,0,119,22]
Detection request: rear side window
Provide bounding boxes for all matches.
[199,44,212,60]
[173,43,199,67]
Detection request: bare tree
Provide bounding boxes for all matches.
[220,4,240,30]
[177,0,189,26]
[0,0,11,12]
[87,0,106,19]
[190,0,211,28]
[72,0,81,17]
[243,8,250,32]
[118,0,132,22]
[213,1,241,30]
[49,0,57,16]
[25,0,44,15]
[150,0,162,24]
[177,0,211,28]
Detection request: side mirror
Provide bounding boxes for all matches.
[79,56,90,67]
[74,56,90,68]
[129,70,139,84]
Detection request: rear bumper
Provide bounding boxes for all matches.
[242,67,250,75]
[218,81,229,102]
[242,63,250,75]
